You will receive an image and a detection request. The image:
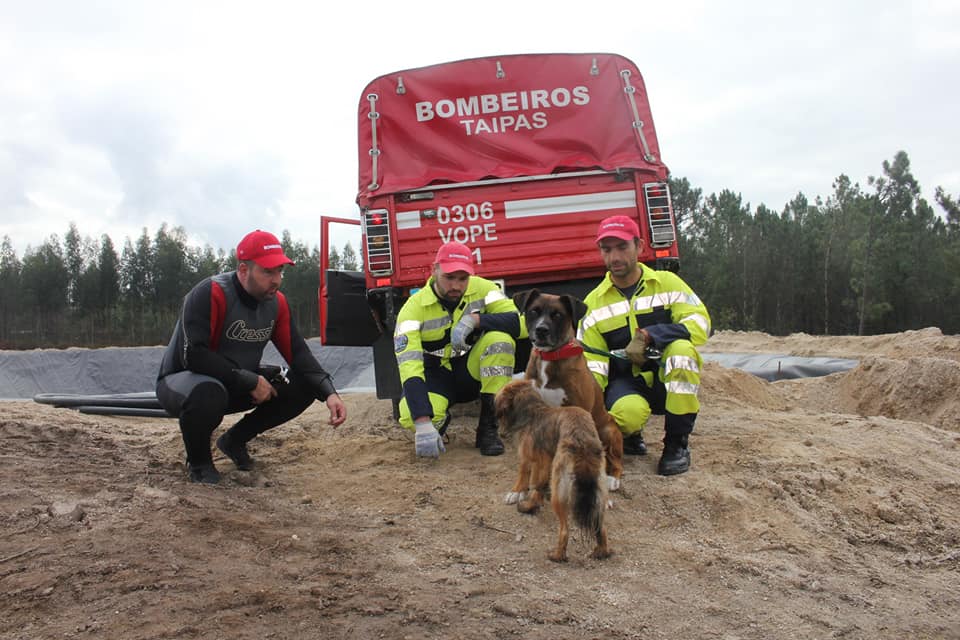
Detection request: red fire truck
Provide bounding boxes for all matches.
[319,52,679,401]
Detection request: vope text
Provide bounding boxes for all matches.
[437,200,498,251]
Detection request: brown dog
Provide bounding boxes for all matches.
[495,379,611,562]
[513,289,624,492]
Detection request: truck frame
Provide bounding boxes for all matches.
[319,53,679,403]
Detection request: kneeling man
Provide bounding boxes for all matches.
[578,216,711,475]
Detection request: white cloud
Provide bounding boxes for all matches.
[1,0,958,256]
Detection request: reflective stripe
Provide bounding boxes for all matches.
[425,347,447,357]
[482,341,516,357]
[481,365,514,378]
[633,290,701,311]
[666,381,699,395]
[422,316,450,332]
[634,292,677,310]
[484,289,507,304]
[581,290,707,336]
[395,319,421,336]
[464,300,485,314]
[664,355,700,377]
[396,350,423,364]
[681,313,710,334]
[587,360,608,376]
[504,190,636,219]
[580,300,631,333]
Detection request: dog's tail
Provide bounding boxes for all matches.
[558,429,607,536]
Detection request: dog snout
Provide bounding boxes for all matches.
[534,324,550,341]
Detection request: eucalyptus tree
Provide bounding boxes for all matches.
[20,236,69,343]
[97,234,120,312]
[0,236,21,343]
[187,243,225,281]
[328,245,342,271]
[64,223,84,309]
[341,242,359,271]
[152,224,192,312]
[280,230,320,337]
[119,229,154,342]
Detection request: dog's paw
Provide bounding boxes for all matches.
[504,491,523,505]
[607,475,621,492]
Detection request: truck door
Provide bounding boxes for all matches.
[318,216,380,346]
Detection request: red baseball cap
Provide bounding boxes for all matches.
[236,230,295,268]
[434,241,475,275]
[596,215,641,243]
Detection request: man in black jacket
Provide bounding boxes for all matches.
[157,229,347,484]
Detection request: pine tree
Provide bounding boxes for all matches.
[0,236,21,344]
[341,242,359,271]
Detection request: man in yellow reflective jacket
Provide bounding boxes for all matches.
[578,216,711,475]
[394,241,522,458]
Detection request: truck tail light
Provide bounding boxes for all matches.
[643,182,676,248]
[363,208,394,276]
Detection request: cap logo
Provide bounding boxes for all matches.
[263,244,282,250]
[445,252,470,261]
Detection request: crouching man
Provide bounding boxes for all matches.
[156,229,347,484]
[579,216,711,475]
[394,241,521,458]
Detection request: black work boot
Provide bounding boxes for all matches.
[476,393,505,456]
[180,421,220,484]
[658,434,690,476]
[188,462,222,484]
[216,431,254,470]
[623,431,647,456]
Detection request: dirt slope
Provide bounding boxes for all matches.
[2,329,959,639]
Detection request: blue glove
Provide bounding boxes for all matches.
[450,314,479,354]
[414,418,445,458]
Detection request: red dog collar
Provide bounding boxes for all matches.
[536,341,584,361]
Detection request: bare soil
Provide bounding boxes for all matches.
[2,328,959,639]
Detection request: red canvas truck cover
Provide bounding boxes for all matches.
[323,52,678,393]
[357,52,666,203]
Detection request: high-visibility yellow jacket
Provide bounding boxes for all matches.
[394,276,520,418]
[578,264,711,388]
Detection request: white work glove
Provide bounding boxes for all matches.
[450,314,479,354]
[414,418,446,458]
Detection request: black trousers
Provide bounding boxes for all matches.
[156,370,315,465]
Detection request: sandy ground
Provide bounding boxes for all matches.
[2,328,959,640]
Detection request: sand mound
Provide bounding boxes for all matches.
[700,361,789,411]
[705,326,959,361]
[832,356,960,431]
[3,329,959,639]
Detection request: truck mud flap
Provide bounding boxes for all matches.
[323,270,381,346]
[372,332,403,401]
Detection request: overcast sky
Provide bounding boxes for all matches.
[1,1,958,258]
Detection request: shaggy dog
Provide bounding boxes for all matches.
[496,379,611,562]
[513,289,624,491]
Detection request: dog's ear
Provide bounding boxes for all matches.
[560,294,589,327]
[495,383,517,433]
[512,288,540,312]
[495,393,507,423]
